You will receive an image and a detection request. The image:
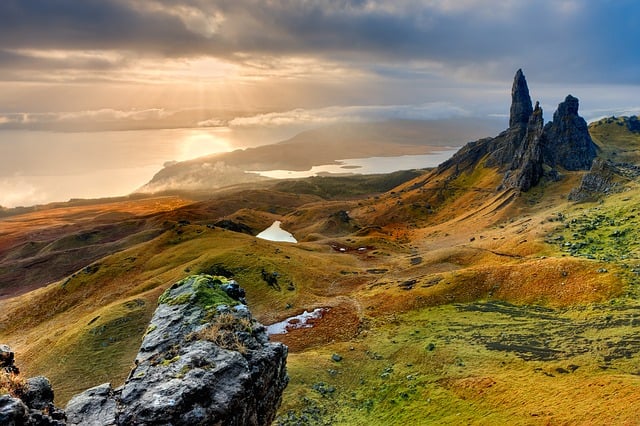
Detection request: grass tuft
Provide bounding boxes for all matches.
[190,312,253,354]
[0,371,27,398]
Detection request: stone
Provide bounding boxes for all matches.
[22,376,54,410]
[2,346,65,424]
[66,274,288,426]
[437,69,534,176]
[502,102,545,191]
[0,395,28,426]
[0,345,18,374]
[437,70,599,193]
[221,280,246,303]
[542,95,597,170]
[65,383,117,426]
[568,158,621,201]
[509,68,534,128]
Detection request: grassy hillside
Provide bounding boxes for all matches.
[2,120,640,423]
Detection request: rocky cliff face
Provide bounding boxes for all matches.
[502,102,545,191]
[509,69,534,129]
[2,275,288,426]
[542,95,598,170]
[437,69,597,192]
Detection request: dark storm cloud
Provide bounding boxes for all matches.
[0,0,639,83]
[0,0,208,55]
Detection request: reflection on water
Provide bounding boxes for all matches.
[0,128,232,207]
[266,308,327,335]
[250,148,460,179]
[256,220,297,243]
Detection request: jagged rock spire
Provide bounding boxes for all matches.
[502,101,545,191]
[509,69,534,128]
[542,95,597,170]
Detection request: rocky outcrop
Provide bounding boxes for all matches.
[2,275,288,426]
[66,274,288,425]
[438,69,535,177]
[568,158,622,201]
[509,69,534,128]
[0,346,66,425]
[437,69,597,193]
[542,95,597,170]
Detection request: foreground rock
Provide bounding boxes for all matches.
[2,275,288,425]
[0,346,66,425]
[66,274,288,425]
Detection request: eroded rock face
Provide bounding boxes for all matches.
[502,103,545,191]
[437,69,597,193]
[542,95,597,170]
[509,68,534,128]
[568,158,620,201]
[65,275,288,426]
[438,69,535,176]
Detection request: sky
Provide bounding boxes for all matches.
[1,0,640,206]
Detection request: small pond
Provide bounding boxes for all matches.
[256,220,297,243]
[266,308,328,335]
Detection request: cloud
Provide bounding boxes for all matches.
[0,0,638,85]
[0,108,181,131]
[224,103,470,128]
[0,177,47,208]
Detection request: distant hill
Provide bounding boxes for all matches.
[137,119,502,193]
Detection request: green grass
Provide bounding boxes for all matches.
[277,300,640,425]
[544,188,640,298]
[158,274,239,310]
[27,298,154,404]
[589,116,640,163]
[273,171,424,200]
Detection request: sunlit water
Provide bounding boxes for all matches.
[0,126,460,208]
[0,128,232,207]
[256,221,297,243]
[250,148,459,179]
[266,308,327,335]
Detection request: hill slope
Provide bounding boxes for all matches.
[2,77,640,423]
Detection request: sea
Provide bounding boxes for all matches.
[0,128,459,208]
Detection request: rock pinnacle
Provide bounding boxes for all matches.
[509,69,534,128]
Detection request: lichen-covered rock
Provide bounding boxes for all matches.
[65,383,117,426]
[66,275,288,426]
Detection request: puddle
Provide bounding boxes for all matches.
[256,220,297,243]
[267,308,328,335]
